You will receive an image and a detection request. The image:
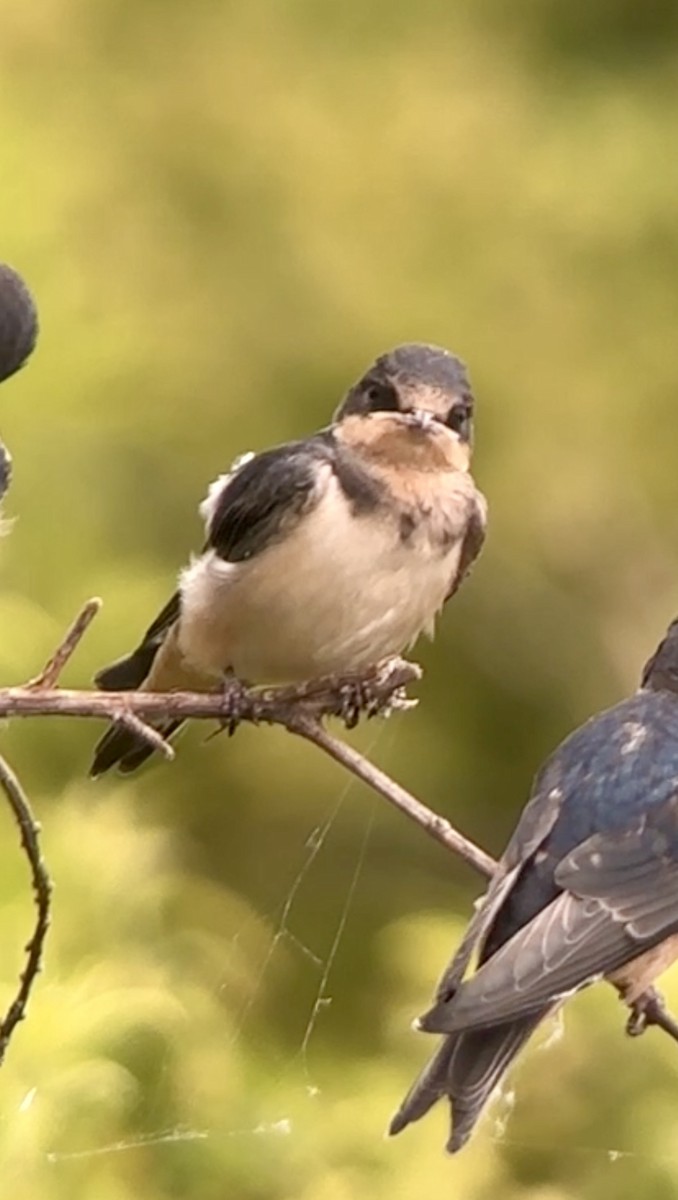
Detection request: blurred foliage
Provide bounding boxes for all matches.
[1,0,678,1196]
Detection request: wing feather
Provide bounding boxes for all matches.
[421,802,678,1033]
[206,439,331,563]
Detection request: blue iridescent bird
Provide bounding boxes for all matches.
[390,618,678,1152]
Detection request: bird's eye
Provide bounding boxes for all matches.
[447,404,472,440]
[364,380,399,411]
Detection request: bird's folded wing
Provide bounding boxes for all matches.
[445,492,487,601]
[434,783,565,1000]
[421,802,678,1033]
[434,867,520,1001]
[206,439,331,563]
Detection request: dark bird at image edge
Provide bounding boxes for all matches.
[0,264,39,503]
[390,618,678,1152]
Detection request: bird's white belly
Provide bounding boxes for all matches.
[178,478,462,682]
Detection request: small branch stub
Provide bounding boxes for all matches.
[26,597,102,691]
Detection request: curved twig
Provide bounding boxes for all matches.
[0,753,51,1063]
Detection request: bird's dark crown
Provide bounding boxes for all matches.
[334,342,474,442]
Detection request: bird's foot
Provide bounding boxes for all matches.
[218,670,257,736]
[336,661,407,729]
[626,987,678,1043]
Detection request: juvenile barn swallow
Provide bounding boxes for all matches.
[0,265,38,503]
[390,618,678,1153]
[90,343,487,775]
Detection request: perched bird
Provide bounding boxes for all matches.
[91,342,487,775]
[390,618,678,1153]
[0,264,38,504]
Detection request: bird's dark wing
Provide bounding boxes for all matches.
[433,781,565,1001]
[92,438,340,775]
[421,798,678,1034]
[94,441,334,689]
[498,771,567,874]
[433,869,522,1002]
[445,492,487,601]
[206,439,334,563]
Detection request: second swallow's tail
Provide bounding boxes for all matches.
[389,1013,544,1152]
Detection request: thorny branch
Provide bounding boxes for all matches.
[0,753,52,1064]
[3,599,496,873]
[0,596,498,1066]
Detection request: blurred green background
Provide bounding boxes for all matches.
[1,0,678,1196]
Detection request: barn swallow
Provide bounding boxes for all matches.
[390,617,678,1153]
[0,264,38,503]
[90,342,487,775]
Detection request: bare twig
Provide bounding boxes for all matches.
[0,754,51,1063]
[26,597,102,690]
[287,713,495,878]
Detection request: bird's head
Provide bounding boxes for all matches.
[333,343,475,472]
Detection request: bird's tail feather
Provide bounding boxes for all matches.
[90,620,201,776]
[90,641,171,776]
[94,645,159,692]
[390,1013,545,1152]
[91,718,184,777]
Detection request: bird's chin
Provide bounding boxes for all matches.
[335,411,470,472]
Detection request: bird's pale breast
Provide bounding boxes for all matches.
[178,466,471,682]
